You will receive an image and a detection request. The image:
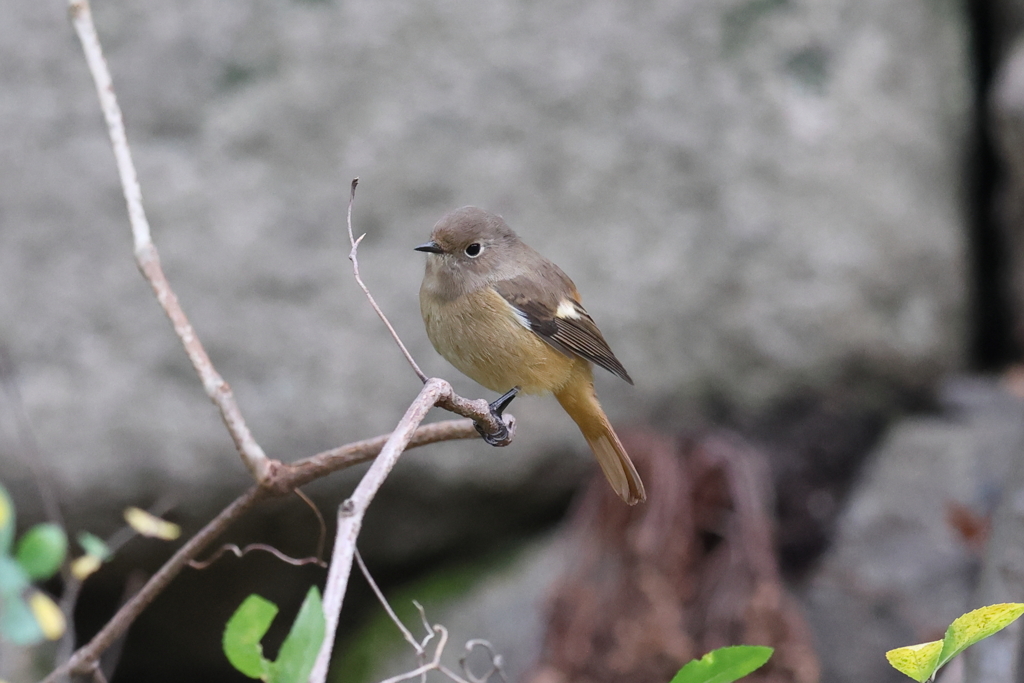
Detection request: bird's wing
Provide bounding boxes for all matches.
[493,272,633,385]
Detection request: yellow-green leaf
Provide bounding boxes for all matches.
[70,554,103,580]
[0,483,14,555]
[885,640,942,682]
[28,590,66,640]
[124,507,180,540]
[937,603,1024,669]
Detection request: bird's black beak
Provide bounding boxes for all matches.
[414,241,444,254]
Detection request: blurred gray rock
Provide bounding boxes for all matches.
[0,0,970,543]
[802,376,1024,683]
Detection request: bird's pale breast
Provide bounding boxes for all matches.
[420,285,577,394]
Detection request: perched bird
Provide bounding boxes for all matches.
[415,206,645,504]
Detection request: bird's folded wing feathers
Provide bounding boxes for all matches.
[493,275,633,384]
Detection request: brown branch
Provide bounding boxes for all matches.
[277,417,482,489]
[345,178,428,382]
[41,411,506,683]
[311,379,450,681]
[67,0,270,483]
[309,378,515,681]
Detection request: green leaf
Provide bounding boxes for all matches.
[0,482,14,556]
[886,604,1024,682]
[76,531,111,561]
[0,593,44,646]
[224,594,278,680]
[670,645,774,683]
[270,587,326,683]
[15,523,67,580]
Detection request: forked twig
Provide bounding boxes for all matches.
[355,546,509,683]
[345,179,427,382]
[377,625,453,683]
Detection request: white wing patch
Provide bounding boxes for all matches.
[505,300,533,330]
[555,299,580,320]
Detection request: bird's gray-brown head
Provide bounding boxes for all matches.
[415,206,526,299]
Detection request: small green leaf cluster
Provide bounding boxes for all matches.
[224,586,326,683]
[0,481,67,645]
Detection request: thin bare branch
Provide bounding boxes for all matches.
[413,600,438,676]
[345,179,428,382]
[413,601,433,640]
[188,543,327,570]
[294,487,328,562]
[278,417,482,489]
[376,626,448,683]
[368,601,508,683]
[355,549,423,656]
[460,640,509,683]
[66,0,270,482]
[309,377,515,683]
[311,379,449,682]
[435,665,473,683]
[375,625,477,683]
[0,346,64,527]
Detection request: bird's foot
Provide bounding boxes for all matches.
[475,387,519,446]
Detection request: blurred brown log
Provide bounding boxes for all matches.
[526,430,819,683]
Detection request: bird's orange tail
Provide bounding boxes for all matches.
[554,364,646,505]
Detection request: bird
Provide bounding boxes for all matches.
[415,206,645,504]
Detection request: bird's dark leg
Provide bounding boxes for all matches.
[475,387,519,446]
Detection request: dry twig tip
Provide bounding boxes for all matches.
[343,177,427,382]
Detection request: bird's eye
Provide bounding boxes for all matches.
[464,243,483,258]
